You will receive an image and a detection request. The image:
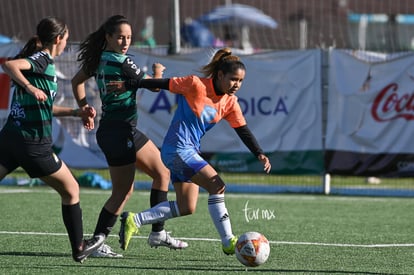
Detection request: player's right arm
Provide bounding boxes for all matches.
[2,58,47,102]
[71,68,90,108]
[71,68,96,130]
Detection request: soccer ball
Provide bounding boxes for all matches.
[235,231,270,267]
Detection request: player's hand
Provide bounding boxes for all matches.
[152,63,165,78]
[79,106,96,130]
[258,154,271,174]
[26,85,48,102]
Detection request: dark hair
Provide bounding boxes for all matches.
[200,47,246,79]
[15,16,67,58]
[77,15,130,75]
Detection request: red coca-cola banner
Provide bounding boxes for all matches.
[371,83,414,122]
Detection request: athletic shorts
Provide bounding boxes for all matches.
[0,129,62,178]
[96,121,149,166]
[161,146,208,183]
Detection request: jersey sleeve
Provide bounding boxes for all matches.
[169,75,197,95]
[224,98,246,128]
[27,54,48,73]
[121,57,146,81]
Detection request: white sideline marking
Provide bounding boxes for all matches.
[0,231,413,248]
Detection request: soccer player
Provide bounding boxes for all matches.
[0,16,104,263]
[71,15,187,257]
[117,47,272,254]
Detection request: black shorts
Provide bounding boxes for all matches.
[0,129,62,178]
[96,121,149,166]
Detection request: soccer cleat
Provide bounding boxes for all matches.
[119,211,139,250]
[90,243,123,258]
[222,236,238,255]
[73,233,105,263]
[148,230,189,250]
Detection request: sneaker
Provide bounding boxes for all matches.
[73,233,105,263]
[90,243,123,258]
[222,236,238,255]
[148,230,188,250]
[119,212,139,250]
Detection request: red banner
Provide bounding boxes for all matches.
[0,57,11,109]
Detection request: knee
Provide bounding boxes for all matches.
[60,191,79,205]
[111,185,133,202]
[178,203,197,216]
[207,175,226,195]
[159,170,171,185]
[152,168,171,185]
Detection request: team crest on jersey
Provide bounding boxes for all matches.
[127,138,133,148]
[10,102,25,120]
[50,90,57,99]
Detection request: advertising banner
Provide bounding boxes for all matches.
[326,50,414,176]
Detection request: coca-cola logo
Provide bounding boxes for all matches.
[371,83,414,121]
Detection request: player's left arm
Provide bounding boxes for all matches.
[2,58,48,102]
[53,105,96,130]
[234,125,272,174]
[112,59,165,92]
[108,77,170,93]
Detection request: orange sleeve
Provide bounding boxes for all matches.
[224,97,246,128]
[169,75,196,95]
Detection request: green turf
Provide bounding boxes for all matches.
[6,168,414,191]
[0,186,413,274]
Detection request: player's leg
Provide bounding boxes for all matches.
[40,161,104,262]
[191,164,237,255]
[173,181,200,215]
[119,181,199,250]
[91,125,136,257]
[135,139,170,232]
[89,164,135,257]
[104,164,136,214]
[135,139,188,249]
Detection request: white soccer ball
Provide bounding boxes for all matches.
[235,231,270,267]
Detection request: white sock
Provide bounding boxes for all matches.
[133,201,180,227]
[208,194,234,246]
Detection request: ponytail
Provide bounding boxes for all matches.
[200,47,244,78]
[14,36,42,59]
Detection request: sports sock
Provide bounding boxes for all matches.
[150,189,167,232]
[62,203,83,254]
[208,194,234,246]
[93,207,118,237]
[134,201,179,227]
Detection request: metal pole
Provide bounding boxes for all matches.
[169,0,181,54]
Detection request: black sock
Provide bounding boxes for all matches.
[93,207,118,237]
[62,203,83,255]
[150,189,167,232]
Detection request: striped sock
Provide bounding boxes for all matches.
[135,201,179,226]
[208,194,234,245]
